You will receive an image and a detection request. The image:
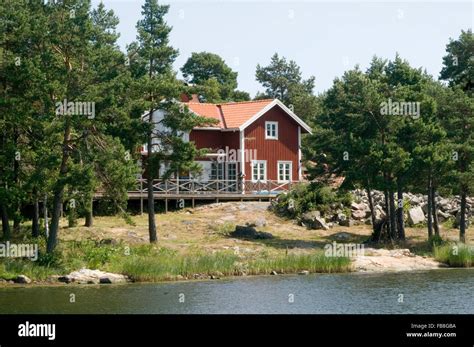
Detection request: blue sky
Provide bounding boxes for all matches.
[92,1,473,97]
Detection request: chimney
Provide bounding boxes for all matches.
[179,93,201,103]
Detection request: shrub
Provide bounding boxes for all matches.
[273,183,352,219]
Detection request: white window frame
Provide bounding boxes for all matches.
[251,160,267,183]
[265,121,278,140]
[277,161,292,183]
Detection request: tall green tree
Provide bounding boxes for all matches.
[440,29,473,93]
[181,51,249,102]
[255,53,320,123]
[129,0,215,243]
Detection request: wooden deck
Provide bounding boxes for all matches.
[95,178,299,201]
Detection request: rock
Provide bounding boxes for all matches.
[14,275,31,284]
[408,206,425,225]
[351,209,366,220]
[299,211,329,230]
[339,216,354,227]
[331,231,352,241]
[351,202,367,211]
[230,226,274,239]
[303,217,329,230]
[437,210,451,222]
[246,218,267,227]
[99,238,118,246]
[298,270,309,275]
[61,269,129,284]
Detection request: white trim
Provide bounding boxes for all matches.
[240,130,245,191]
[239,99,312,134]
[298,125,302,180]
[265,121,278,140]
[251,160,267,183]
[277,161,292,183]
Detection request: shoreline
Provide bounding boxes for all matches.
[1,266,472,289]
[1,250,463,288]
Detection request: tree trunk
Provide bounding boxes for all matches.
[384,189,391,239]
[427,178,433,238]
[84,197,93,227]
[13,217,20,233]
[44,195,49,239]
[397,181,405,240]
[431,186,440,237]
[32,195,40,238]
[459,191,467,243]
[0,203,10,239]
[366,185,376,234]
[147,111,157,243]
[389,189,397,240]
[47,120,71,253]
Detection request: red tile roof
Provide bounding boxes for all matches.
[185,99,274,129]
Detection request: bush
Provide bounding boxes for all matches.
[273,183,352,219]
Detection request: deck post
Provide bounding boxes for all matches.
[165,198,168,213]
[192,198,195,208]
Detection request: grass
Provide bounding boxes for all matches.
[434,243,474,267]
[246,253,352,275]
[106,246,352,282]
[0,237,353,283]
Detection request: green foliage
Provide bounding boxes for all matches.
[440,29,474,92]
[210,222,235,236]
[434,243,473,267]
[181,51,246,101]
[273,183,352,218]
[255,53,321,123]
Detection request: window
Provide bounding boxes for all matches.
[251,160,267,182]
[265,121,278,139]
[210,162,224,180]
[278,161,292,182]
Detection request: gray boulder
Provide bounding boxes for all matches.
[59,269,129,284]
[14,275,32,284]
[408,206,425,225]
[299,211,329,230]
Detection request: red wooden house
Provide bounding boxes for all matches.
[141,98,311,195]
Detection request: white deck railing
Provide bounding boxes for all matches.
[130,179,298,195]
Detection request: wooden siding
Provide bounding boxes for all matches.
[244,105,299,181]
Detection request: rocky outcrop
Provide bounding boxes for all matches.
[272,188,472,231]
[58,269,129,284]
[352,248,443,272]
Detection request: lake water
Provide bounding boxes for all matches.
[0,269,473,314]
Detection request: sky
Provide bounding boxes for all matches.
[92,0,473,97]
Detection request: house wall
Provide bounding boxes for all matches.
[244,105,299,181]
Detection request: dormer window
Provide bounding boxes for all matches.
[265,121,278,139]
